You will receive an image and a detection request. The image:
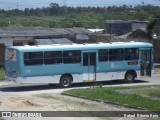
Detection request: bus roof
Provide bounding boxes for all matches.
[7,42,152,52]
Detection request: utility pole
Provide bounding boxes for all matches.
[63,0,67,15]
[109,24,112,40]
[17,3,19,9]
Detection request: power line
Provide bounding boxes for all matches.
[63,0,67,15]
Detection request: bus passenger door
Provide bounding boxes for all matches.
[83,53,96,82]
[140,50,151,76]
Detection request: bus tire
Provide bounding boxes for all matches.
[60,75,72,88]
[124,71,135,83]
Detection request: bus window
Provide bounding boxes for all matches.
[125,48,138,60]
[98,49,108,62]
[83,53,88,66]
[5,49,17,61]
[90,53,96,65]
[109,49,124,61]
[44,51,62,64]
[24,52,43,65]
[63,50,81,64]
[83,53,96,66]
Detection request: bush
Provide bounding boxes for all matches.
[0,66,5,80]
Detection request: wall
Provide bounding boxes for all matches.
[13,36,34,46]
[0,44,5,65]
[132,22,148,32]
[0,37,13,46]
[106,22,132,36]
[152,39,160,63]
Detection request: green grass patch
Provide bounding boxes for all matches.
[0,67,5,80]
[64,85,160,111]
[136,89,160,98]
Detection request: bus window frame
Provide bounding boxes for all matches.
[24,52,43,66]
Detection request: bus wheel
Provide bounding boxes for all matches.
[60,75,72,88]
[124,71,135,83]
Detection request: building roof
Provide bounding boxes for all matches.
[106,20,148,24]
[0,27,93,38]
[65,28,93,34]
[88,29,104,33]
[34,38,73,45]
[0,27,62,37]
[128,29,148,39]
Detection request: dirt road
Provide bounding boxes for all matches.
[0,81,142,120]
[1,68,160,120]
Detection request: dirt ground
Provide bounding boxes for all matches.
[0,85,140,119]
[0,84,143,120]
[154,67,160,74]
[0,68,160,120]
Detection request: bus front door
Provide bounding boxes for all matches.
[83,53,96,82]
[140,50,151,76]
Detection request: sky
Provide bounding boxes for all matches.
[0,0,160,10]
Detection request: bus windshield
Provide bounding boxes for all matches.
[5,49,17,61]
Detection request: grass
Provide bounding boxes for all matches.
[0,67,5,80]
[135,89,160,98]
[64,85,160,111]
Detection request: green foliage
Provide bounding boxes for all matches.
[0,4,160,27]
[147,15,160,39]
[64,85,160,111]
[0,67,5,80]
[0,18,9,27]
[0,5,160,28]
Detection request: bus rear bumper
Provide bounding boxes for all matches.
[5,76,16,81]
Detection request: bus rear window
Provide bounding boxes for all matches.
[24,52,43,65]
[5,49,17,61]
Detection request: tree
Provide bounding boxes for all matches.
[29,8,35,16]
[49,3,59,16]
[147,15,160,39]
[24,8,30,16]
[35,8,42,16]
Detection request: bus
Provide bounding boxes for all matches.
[5,42,154,87]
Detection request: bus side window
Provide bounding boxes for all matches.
[63,50,81,64]
[24,52,43,66]
[124,48,139,60]
[109,49,124,61]
[98,49,108,62]
[44,51,62,64]
[83,53,88,66]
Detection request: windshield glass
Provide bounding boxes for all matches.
[5,49,17,61]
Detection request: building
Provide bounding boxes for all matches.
[106,20,148,36]
[88,29,105,34]
[0,27,93,65]
[152,39,160,63]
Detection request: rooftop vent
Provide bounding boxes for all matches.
[23,45,30,47]
[130,41,135,43]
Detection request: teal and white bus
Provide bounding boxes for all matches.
[5,42,154,87]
